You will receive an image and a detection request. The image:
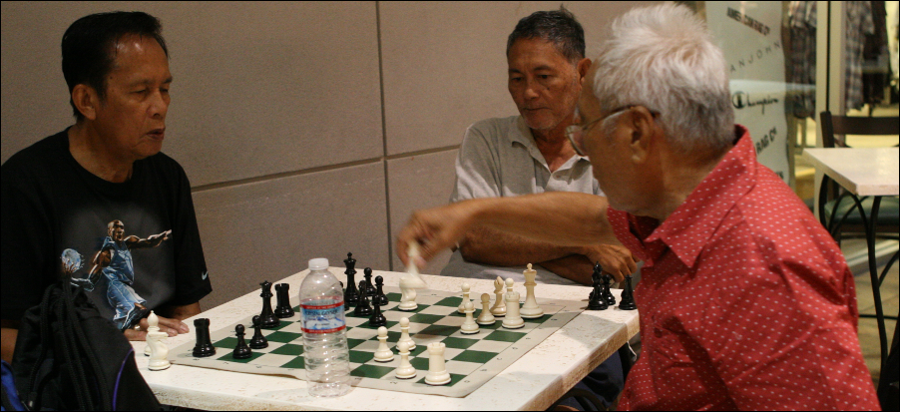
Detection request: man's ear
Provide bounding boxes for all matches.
[577,58,591,85]
[71,84,99,120]
[627,106,657,164]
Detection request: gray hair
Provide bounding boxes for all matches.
[592,4,734,155]
[507,6,585,64]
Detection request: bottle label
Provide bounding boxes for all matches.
[300,300,346,334]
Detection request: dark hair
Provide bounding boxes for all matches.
[62,11,168,120]
[506,6,585,63]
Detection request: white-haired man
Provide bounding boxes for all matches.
[397,4,880,410]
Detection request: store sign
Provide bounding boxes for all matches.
[706,2,789,182]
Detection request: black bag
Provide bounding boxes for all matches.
[11,281,161,411]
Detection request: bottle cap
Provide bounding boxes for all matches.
[309,258,329,271]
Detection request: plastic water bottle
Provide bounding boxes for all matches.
[299,258,351,397]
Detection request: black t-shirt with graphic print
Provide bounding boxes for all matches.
[1,129,211,329]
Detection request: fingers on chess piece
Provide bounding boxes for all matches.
[373,326,394,363]
[395,341,417,380]
[460,301,480,335]
[477,293,496,326]
[398,317,416,351]
[424,342,451,386]
[490,276,507,317]
[232,324,253,360]
[458,283,471,314]
[249,315,269,349]
[274,283,295,318]
[192,318,216,358]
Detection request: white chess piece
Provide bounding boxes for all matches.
[144,312,160,356]
[490,276,506,317]
[146,312,171,371]
[477,293,495,325]
[458,283,471,314]
[460,301,479,334]
[424,342,451,385]
[395,341,417,379]
[398,317,416,350]
[502,286,525,329]
[399,243,427,311]
[374,326,394,362]
[520,263,544,319]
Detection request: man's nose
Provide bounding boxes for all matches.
[148,89,169,119]
[524,79,540,100]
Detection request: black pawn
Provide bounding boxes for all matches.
[618,275,637,310]
[363,267,376,297]
[192,318,216,357]
[232,324,252,360]
[274,283,294,318]
[602,274,616,306]
[374,275,388,306]
[249,315,269,349]
[369,293,387,327]
[353,281,373,317]
[258,281,281,329]
[344,253,359,305]
[587,264,608,310]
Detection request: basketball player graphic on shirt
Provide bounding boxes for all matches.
[84,220,172,330]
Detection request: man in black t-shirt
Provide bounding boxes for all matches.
[1,11,211,364]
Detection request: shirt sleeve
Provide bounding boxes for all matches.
[449,124,501,203]
[693,240,879,410]
[0,164,56,322]
[167,164,212,307]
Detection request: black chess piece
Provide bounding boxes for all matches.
[363,267,376,297]
[274,283,294,318]
[232,324,253,360]
[369,294,387,327]
[249,315,269,349]
[587,264,608,310]
[353,280,373,317]
[258,281,281,329]
[618,275,637,310]
[602,274,617,306]
[344,252,359,305]
[374,275,388,306]
[192,318,216,357]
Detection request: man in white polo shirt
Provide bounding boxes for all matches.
[441,7,637,287]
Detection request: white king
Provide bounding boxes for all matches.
[519,263,544,319]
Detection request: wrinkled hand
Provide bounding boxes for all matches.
[123,315,190,341]
[580,244,639,282]
[396,202,476,269]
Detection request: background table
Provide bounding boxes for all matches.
[133,268,640,411]
[803,147,899,373]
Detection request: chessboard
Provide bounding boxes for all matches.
[168,286,583,398]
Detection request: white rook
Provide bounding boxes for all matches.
[424,342,451,385]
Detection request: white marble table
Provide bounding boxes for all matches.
[134,268,639,411]
[802,148,899,196]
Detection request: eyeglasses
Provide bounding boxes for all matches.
[565,105,658,156]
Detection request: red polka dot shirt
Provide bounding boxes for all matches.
[611,126,880,411]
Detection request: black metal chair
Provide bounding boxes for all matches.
[818,111,899,383]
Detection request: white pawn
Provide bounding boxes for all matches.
[520,263,544,319]
[398,317,416,350]
[490,276,506,317]
[374,326,394,362]
[502,282,524,329]
[460,301,479,334]
[395,341,417,379]
[146,312,171,371]
[458,283,471,314]
[477,293,495,325]
[424,342,451,386]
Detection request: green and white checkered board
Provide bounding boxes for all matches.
[169,286,582,397]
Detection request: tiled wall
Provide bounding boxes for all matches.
[1,1,656,309]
